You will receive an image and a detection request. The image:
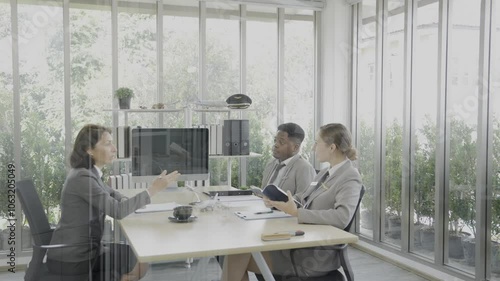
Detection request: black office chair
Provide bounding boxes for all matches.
[256,185,366,281]
[16,179,90,281]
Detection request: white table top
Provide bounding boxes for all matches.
[118,187,359,263]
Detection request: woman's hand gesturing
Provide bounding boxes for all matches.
[149,170,181,196]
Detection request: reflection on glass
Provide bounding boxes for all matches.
[491,2,500,280]
[447,0,479,273]
[70,4,112,135]
[283,12,314,161]
[0,0,14,252]
[118,4,157,127]
[383,0,405,248]
[412,0,438,261]
[358,0,377,240]
[18,1,64,249]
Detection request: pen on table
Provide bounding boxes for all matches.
[254,210,273,215]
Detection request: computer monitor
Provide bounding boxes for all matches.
[131,128,209,183]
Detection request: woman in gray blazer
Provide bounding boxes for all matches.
[47,124,179,281]
[222,123,362,281]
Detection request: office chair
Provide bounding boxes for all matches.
[16,179,90,281]
[256,185,366,281]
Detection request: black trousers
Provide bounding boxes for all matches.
[47,243,137,281]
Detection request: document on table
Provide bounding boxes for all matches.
[234,210,292,220]
[215,195,262,202]
[135,202,179,213]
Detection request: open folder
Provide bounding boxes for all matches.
[135,202,179,213]
[234,210,292,220]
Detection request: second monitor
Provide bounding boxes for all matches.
[131,128,209,182]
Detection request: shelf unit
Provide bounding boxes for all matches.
[105,106,259,188]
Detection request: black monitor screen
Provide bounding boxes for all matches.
[131,128,209,181]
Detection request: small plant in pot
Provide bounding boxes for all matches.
[115,87,134,109]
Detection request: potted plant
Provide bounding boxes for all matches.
[115,87,134,109]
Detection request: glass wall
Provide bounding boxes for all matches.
[70,0,112,134]
[412,0,439,261]
[206,2,240,102]
[0,0,13,252]
[353,0,498,279]
[358,0,377,240]
[283,9,314,160]
[490,1,500,280]
[18,0,64,250]
[118,1,157,127]
[245,5,278,187]
[446,0,480,272]
[382,0,405,247]
[163,1,198,127]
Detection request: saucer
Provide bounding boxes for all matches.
[168,216,197,223]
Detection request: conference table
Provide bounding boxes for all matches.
[118,186,359,281]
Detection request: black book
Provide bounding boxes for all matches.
[261,184,302,207]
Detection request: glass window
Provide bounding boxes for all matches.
[206,2,240,102]
[118,2,157,127]
[412,0,439,261]
[70,1,112,135]
[163,0,198,127]
[246,6,277,187]
[18,0,65,250]
[283,9,315,161]
[446,0,480,272]
[358,0,377,240]
[382,0,405,247]
[490,2,500,279]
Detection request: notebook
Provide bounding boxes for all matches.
[260,184,303,207]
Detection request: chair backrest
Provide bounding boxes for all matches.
[344,185,366,232]
[17,180,91,281]
[16,179,54,247]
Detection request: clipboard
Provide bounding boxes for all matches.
[234,210,292,220]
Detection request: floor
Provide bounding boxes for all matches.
[0,247,430,281]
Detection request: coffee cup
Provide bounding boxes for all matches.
[173,205,193,220]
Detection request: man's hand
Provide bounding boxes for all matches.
[265,191,298,217]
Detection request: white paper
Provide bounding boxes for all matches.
[234,210,292,220]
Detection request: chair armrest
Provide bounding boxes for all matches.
[33,242,93,250]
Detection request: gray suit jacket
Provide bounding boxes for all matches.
[261,154,316,195]
[47,167,151,263]
[271,160,362,277]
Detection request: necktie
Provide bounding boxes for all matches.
[315,171,329,190]
[268,163,285,185]
[304,171,329,203]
